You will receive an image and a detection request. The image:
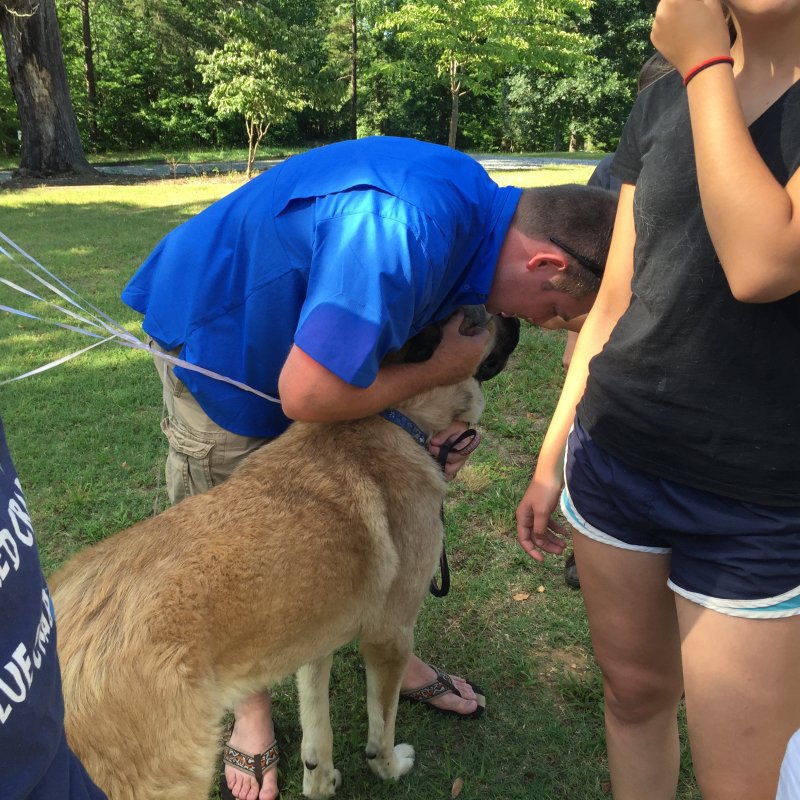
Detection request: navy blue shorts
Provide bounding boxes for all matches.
[561,417,800,618]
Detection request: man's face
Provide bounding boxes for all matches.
[493,269,596,328]
[487,227,601,328]
[519,284,594,327]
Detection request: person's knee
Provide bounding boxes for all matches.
[603,666,682,725]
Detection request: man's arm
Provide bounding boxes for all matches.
[279,312,490,423]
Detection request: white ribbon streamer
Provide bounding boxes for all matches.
[0,232,281,404]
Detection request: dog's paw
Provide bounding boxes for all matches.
[367,742,415,780]
[303,763,341,799]
[393,743,415,776]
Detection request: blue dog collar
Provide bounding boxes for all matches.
[378,408,428,448]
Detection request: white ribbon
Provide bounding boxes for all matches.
[0,232,281,404]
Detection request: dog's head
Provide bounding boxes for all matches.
[397,305,520,382]
[385,307,519,436]
[386,307,519,435]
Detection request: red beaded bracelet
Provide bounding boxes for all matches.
[683,56,734,87]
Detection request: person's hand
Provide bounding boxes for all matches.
[429,421,479,480]
[429,311,490,386]
[515,473,568,562]
[651,0,731,77]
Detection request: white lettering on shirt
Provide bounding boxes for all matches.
[0,591,56,725]
[0,528,18,587]
[8,492,33,547]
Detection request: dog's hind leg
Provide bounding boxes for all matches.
[297,654,342,800]
[360,638,415,781]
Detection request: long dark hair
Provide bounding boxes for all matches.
[722,4,738,44]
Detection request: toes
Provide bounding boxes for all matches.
[226,768,259,800]
[450,675,477,702]
[259,769,280,800]
[243,776,259,800]
[433,692,478,715]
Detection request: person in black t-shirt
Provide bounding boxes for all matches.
[557,53,671,590]
[516,2,800,798]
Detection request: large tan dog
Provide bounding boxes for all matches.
[50,310,518,800]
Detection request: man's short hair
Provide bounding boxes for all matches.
[512,184,617,297]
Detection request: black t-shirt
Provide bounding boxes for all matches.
[578,69,800,506]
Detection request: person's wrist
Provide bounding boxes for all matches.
[682,55,734,87]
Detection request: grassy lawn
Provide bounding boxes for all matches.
[0,168,699,800]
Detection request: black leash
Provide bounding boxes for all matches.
[430,427,480,597]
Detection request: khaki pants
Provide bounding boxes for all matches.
[152,344,272,505]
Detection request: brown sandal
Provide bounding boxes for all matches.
[399,664,486,718]
[219,740,279,799]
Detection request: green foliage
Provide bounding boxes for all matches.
[196,1,348,166]
[379,0,594,145]
[9,0,655,156]
[0,47,19,157]
[385,0,591,83]
[504,0,655,152]
[54,0,223,150]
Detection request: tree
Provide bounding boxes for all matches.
[198,0,345,177]
[381,0,592,148]
[505,0,654,152]
[78,0,98,145]
[0,0,92,174]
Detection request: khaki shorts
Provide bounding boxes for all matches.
[152,343,272,505]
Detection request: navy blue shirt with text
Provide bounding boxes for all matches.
[0,420,106,800]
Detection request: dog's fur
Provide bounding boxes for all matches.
[50,310,517,800]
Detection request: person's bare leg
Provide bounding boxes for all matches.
[562,330,578,369]
[224,691,279,800]
[677,599,800,800]
[573,532,684,800]
[400,654,480,715]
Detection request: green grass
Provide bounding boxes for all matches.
[0,169,698,800]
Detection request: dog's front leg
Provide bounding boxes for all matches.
[360,638,415,781]
[297,655,342,799]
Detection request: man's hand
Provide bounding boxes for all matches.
[429,421,479,480]
[428,311,490,387]
[651,0,731,77]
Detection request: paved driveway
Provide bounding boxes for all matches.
[0,152,600,183]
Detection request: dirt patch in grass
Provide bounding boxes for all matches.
[539,646,593,682]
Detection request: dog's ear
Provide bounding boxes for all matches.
[459,305,491,332]
[397,305,490,364]
[387,305,500,366]
[473,316,520,382]
[391,325,443,364]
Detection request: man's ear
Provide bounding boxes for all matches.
[527,251,569,274]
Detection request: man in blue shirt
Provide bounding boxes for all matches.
[0,419,107,800]
[122,135,616,800]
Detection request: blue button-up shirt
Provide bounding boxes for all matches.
[122,137,521,436]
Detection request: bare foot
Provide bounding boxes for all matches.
[400,653,482,716]
[224,691,279,800]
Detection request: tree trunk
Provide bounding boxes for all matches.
[448,57,459,149]
[349,0,357,140]
[80,0,98,147]
[245,117,269,180]
[0,0,93,175]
